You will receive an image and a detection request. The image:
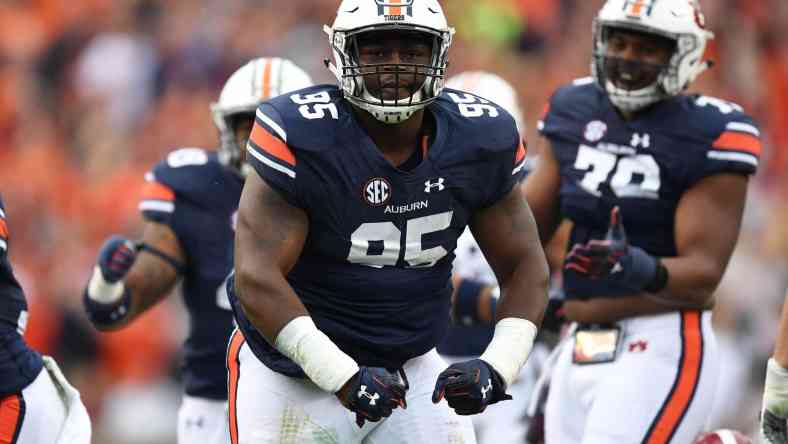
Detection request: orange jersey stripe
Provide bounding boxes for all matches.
[260,59,272,100]
[250,123,296,167]
[515,139,527,164]
[0,394,24,443]
[0,220,7,239]
[644,311,703,444]
[140,180,175,202]
[390,0,402,16]
[227,330,245,444]
[712,131,762,156]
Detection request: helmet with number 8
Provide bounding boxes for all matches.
[211,57,313,176]
[324,0,455,124]
[592,0,715,112]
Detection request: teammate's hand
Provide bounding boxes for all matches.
[762,358,788,444]
[563,207,659,293]
[432,358,511,415]
[336,367,408,427]
[96,235,138,283]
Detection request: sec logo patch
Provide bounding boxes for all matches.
[363,178,392,206]
[584,120,607,142]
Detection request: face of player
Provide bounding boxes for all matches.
[233,115,254,163]
[355,30,433,101]
[604,28,674,91]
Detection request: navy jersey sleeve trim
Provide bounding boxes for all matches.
[0,206,7,252]
[247,108,296,179]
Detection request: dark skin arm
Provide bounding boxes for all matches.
[469,186,549,325]
[562,173,748,323]
[523,141,563,246]
[95,222,184,332]
[234,172,309,340]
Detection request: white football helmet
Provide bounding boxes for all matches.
[592,0,714,112]
[446,71,524,134]
[324,0,455,124]
[211,57,313,176]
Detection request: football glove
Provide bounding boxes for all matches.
[563,206,661,296]
[762,358,788,444]
[83,235,137,327]
[432,358,511,415]
[336,367,408,427]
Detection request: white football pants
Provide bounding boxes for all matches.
[227,329,476,444]
[545,310,718,444]
[177,396,229,444]
[0,356,91,444]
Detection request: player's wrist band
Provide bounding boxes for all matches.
[644,260,669,293]
[479,317,538,388]
[765,358,788,405]
[83,286,132,328]
[137,242,185,275]
[274,316,360,393]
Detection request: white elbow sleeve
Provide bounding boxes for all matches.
[479,317,538,388]
[274,316,359,393]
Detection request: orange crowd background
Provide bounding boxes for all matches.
[0,0,786,442]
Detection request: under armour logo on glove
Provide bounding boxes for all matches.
[432,359,511,415]
[357,385,380,405]
[336,367,408,427]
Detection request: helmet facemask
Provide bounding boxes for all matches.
[213,109,256,178]
[328,25,451,124]
[592,24,678,113]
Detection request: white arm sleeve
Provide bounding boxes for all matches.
[479,317,538,388]
[275,316,360,393]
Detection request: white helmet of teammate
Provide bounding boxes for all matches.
[446,71,524,134]
[211,57,313,176]
[324,0,455,124]
[592,0,714,112]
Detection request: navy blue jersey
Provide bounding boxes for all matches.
[140,149,242,399]
[232,85,525,376]
[0,197,44,396]
[539,78,761,297]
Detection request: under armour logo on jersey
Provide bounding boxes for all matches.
[364,178,392,206]
[630,132,651,148]
[480,378,493,399]
[611,262,623,274]
[424,178,445,193]
[357,385,380,405]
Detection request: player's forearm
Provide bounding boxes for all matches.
[495,253,550,325]
[773,292,788,368]
[235,265,309,341]
[651,254,723,308]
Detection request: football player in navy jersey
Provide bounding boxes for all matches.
[82,57,313,444]
[226,1,550,443]
[1,197,92,443]
[524,1,762,443]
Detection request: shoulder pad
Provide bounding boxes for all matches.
[262,85,346,153]
[143,149,236,210]
[681,95,760,141]
[538,80,604,137]
[435,89,520,155]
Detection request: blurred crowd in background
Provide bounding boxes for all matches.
[0,0,787,442]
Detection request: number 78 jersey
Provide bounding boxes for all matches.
[539,79,761,258]
[237,84,525,374]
